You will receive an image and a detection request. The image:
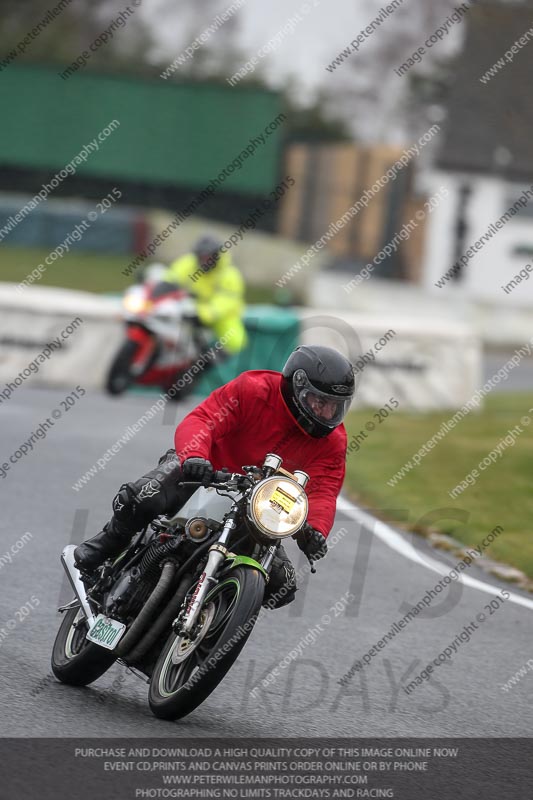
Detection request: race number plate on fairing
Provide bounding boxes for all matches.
[86,614,126,650]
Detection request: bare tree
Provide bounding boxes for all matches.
[146,0,247,79]
[323,0,467,142]
[0,0,154,69]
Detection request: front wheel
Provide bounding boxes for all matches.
[106,340,139,395]
[148,566,265,720]
[51,606,117,686]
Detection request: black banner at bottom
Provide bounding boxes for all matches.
[2,738,532,800]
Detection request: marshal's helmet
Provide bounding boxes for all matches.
[280,345,355,438]
[193,234,223,273]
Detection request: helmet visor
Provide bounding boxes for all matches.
[293,370,352,430]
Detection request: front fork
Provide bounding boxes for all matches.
[178,516,278,637]
[178,515,237,636]
[260,545,277,572]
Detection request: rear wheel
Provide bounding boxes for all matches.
[148,566,265,720]
[51,606,116,686]
[164,368,197,402]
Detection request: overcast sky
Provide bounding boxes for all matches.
[144,0,372,99]
[236,0,368,95]
[140,0,466,140]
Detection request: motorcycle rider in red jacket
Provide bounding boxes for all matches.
[75,345,355,607]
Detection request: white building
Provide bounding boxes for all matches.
[422,1,533,308]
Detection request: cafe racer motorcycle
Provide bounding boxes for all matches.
[51,454,312,720]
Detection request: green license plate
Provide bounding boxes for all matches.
[86,614,126,650]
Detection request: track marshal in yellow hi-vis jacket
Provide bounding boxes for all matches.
[163,234,247,356]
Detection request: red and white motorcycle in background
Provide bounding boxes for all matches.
[106,265,210,399]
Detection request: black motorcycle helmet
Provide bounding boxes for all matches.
[280,345,355,438]
[194,234,222,273]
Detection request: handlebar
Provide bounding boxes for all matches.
[178,470,252,490]
[177,469,319,573]
[213,469,236,483]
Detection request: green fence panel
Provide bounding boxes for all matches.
[197,305,300,396]
[0,65,283,194]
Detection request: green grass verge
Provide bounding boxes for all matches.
[0,245,132,293]
[344,392,533,580]
[0,245,276,303]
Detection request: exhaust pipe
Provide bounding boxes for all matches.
[61,545,96,629]
[116,561,175,658]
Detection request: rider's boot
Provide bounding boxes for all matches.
[74,520,132,572]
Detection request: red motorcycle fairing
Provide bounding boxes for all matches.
[138,362,194,387]
[125,324,157,367]
[125,324,193,386]
[106,278,203,396]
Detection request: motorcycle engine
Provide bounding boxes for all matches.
[103,537,185,620]
[104,566,156,620]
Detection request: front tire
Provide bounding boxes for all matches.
[148,567,265,720]
[106,340,139,395]
[51,606,116,686]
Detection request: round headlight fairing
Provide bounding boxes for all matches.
[247,476,308,542]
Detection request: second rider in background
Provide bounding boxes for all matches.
[163,234,247,368]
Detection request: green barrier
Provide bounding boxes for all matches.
[196,305,300,397]
[0,65,282,194]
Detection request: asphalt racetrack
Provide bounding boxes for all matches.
[1,387,531,737]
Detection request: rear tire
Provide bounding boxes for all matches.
[148,567,265,720]
[106,340,139,395]
[51,606,116,686]
[164,368,196,402]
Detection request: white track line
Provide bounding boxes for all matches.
[338,496,533,612]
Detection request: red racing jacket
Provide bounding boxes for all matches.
[174,370,347,537]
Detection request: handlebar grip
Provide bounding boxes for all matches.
[177,469,238,487]
[212,469,232,483]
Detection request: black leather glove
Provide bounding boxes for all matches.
[294,524,328,563]
[181,457,214,485]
